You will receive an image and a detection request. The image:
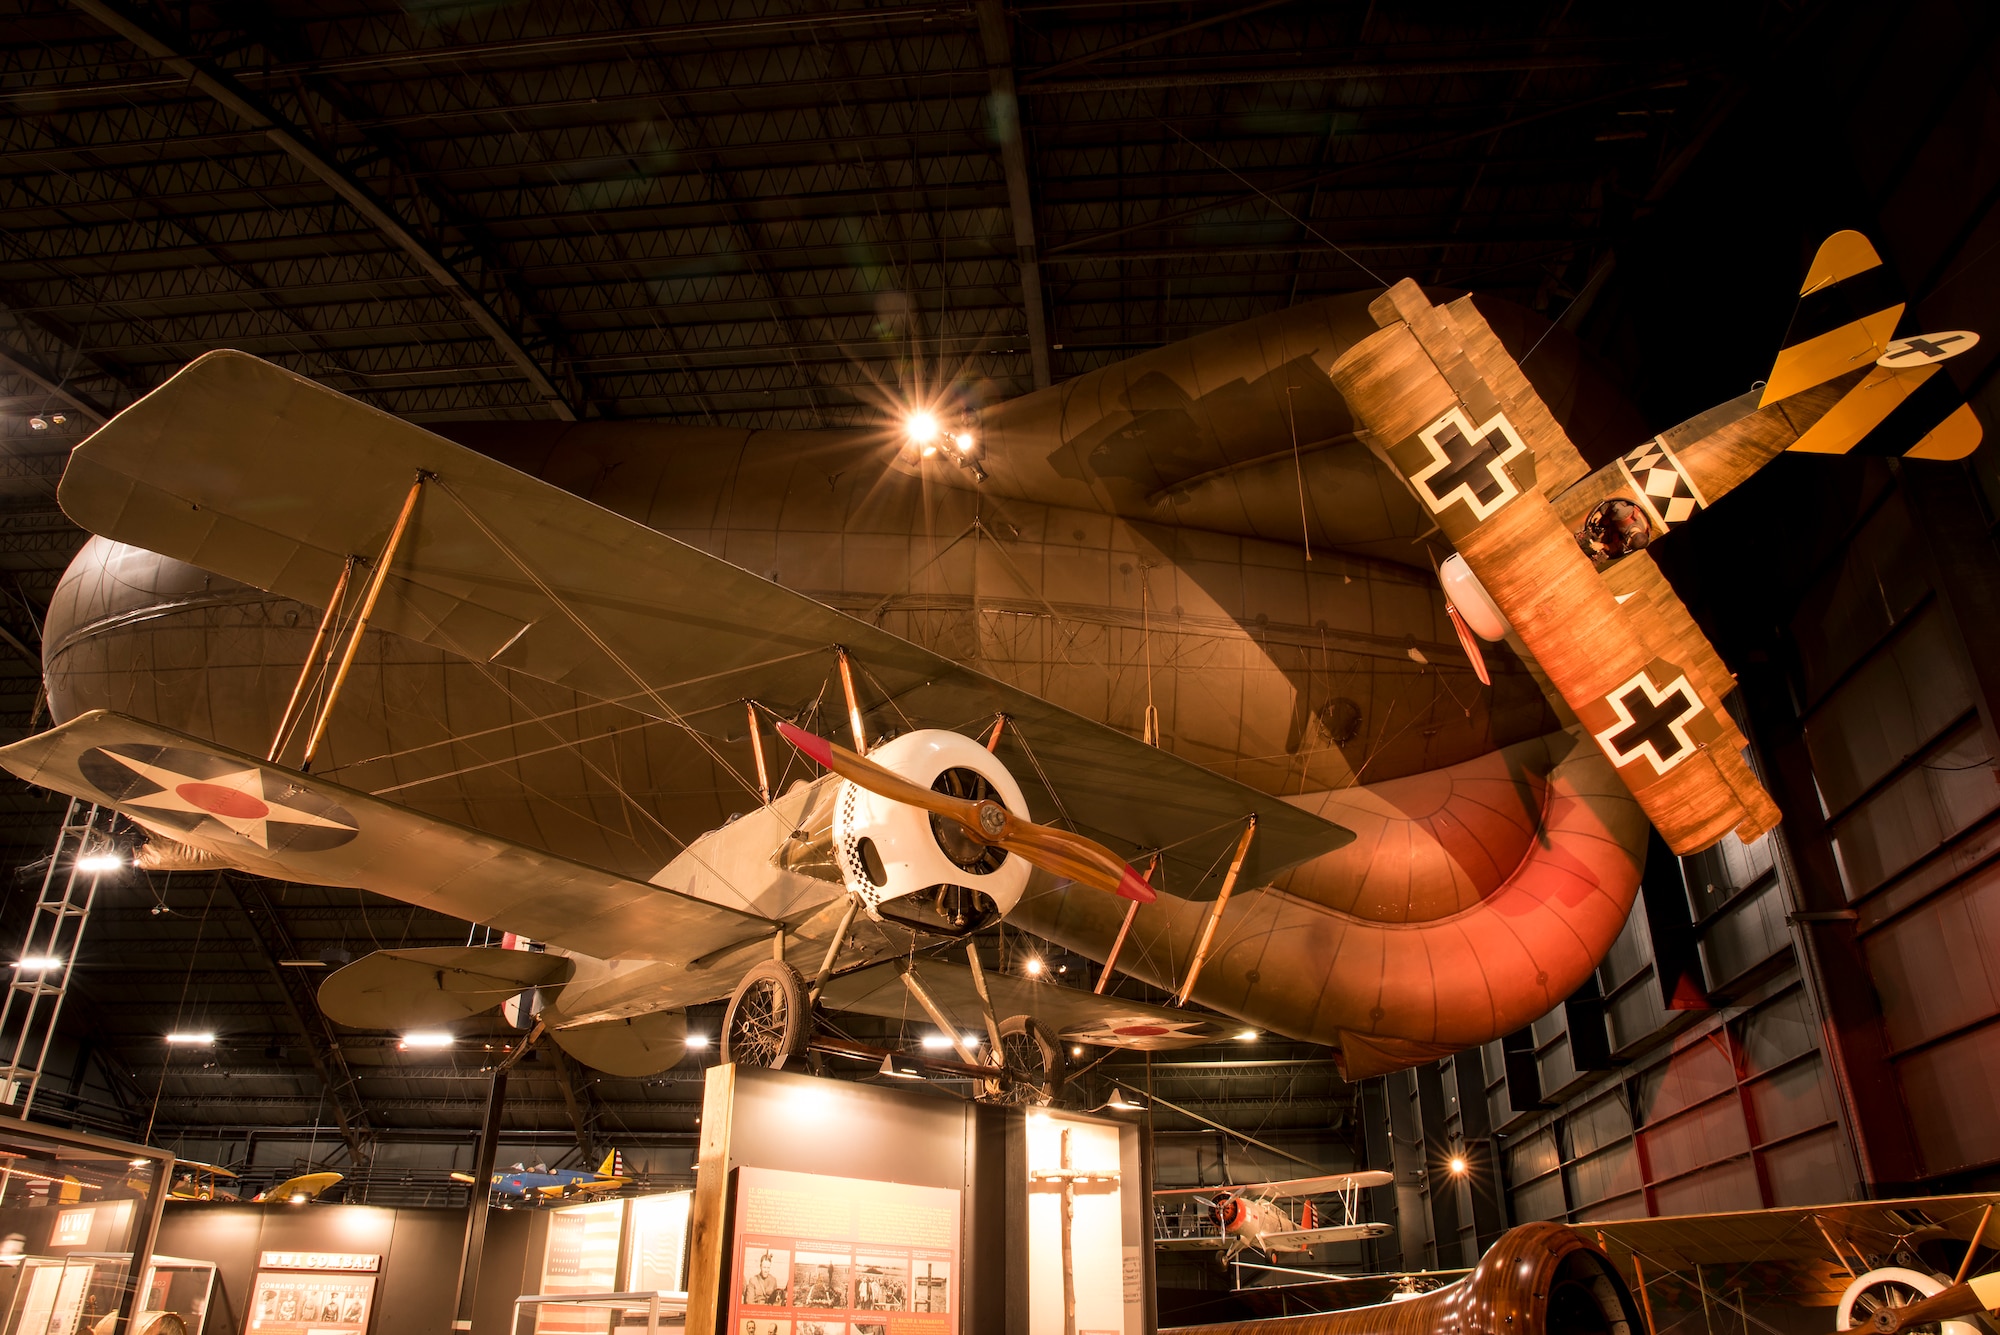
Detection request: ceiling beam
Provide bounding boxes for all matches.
[0,339,110,427]
[66,0,576,421]
[226,879,377,1163]
[976,0,1054,390]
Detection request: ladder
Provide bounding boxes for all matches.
[0,800,115,1117]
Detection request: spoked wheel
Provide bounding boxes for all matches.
[1843,1276,1946,1335]
[721,960,812,1070]
[989,1014,1067,1105]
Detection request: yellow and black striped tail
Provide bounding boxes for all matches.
[1759,230,1905,407]
[1789,360,1984,461]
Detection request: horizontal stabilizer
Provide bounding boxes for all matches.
[1789,361,1983,461]
[0,710,774,963]
[548,1009,687,1077]
[318,947,574,1030]
[1761,230,1904,406]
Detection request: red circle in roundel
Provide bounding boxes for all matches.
[1114,1024,1170,1037]
[175,782,270,820]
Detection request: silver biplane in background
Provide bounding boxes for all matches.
[1153,1171,1393,1265]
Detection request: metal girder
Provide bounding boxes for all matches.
[541,1038,601,1163]
[975,0,1052,389]
[0,338,110,426]
[65,0,576,421]
[225,879,376,1162]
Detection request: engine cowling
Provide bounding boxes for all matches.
[832,728,1032,936]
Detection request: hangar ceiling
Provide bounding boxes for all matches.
[0,0,1928,1173]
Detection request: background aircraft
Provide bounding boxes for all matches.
[1153,1171,1393,1263]
[452,1150,628,1203]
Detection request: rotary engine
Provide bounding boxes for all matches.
[831,728,1032,937]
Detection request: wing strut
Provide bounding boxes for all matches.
[1176,817,1257,1005]
[269,555,354,762]
[302,471,427,770]
[1094,856,1156,994]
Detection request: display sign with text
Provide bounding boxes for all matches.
[245,1271,375,1334]
[729,1166,960,1335]
[535,1198,625,1335]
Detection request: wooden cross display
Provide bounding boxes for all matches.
[1029,1127,1121,1335]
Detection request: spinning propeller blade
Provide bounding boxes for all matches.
[775,722,1155,902]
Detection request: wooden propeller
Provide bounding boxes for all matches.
[775,722,1155,903]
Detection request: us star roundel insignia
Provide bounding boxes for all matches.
[1592,669,1706,777]
[76,744,360,852]
[1409,407,1529,522]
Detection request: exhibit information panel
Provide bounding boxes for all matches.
[728,1166,960,1335]
[245,1251,378,1335]
[534,1199,625,1334]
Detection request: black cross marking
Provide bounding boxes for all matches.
[1607,679,1700,765]
[1423,418,1514,507]
[1889,334,1966,360]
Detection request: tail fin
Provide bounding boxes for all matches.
[1760,230,1904,407]
[597,1149,618,1178]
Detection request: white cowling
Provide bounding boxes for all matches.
[1836,1267,1981,1335]
[832,728,1031,935]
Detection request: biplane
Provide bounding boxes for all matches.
[0,232,1979,1087]
[1153,1171,1393,1264]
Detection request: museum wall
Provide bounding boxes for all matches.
[153,1202,465,1335]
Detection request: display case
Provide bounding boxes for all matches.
[0,1119,172,1335]
[132,1256,215,1335]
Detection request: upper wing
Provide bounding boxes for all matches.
[57,350,1349,894]
[1241,1171,1394,1199]
[1587,1192,2000,1269]
[0,710,774,963]
[816,957,1234,1050]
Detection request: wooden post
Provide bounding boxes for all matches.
[1176,817,1256,1006]
[746,701,771,805]
[1059,1129,1076,1335]
[301,473,426,771]
[1094,857,1154,995]
[685,1064,737,1335]
[836,646,867,756]
[268,556,354,762]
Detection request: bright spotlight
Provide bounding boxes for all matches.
[904,411,941,446]
[14,957,62,972]
[1448,1156,1469,1176]
[952,431,977,453]
[1024,958,1044,977]
[1071,1045,1083,1057]
[76,852,123,873]
[399,1031,452,1050]
[1235,1029,1258,1042]
[684,1033,710,1050]
[289,1193,308,1204]
[919,1033,952,1051]
[165,1032,215,1046]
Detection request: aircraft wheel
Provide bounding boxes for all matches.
[1837,1267,1976,1335]
[991,1014,1066,1105]
[721,960,812,1070]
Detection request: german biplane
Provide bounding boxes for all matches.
[1152,1171,1393,1265]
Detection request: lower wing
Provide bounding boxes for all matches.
[1259,1222,1394,1248]
[0,710,776,964]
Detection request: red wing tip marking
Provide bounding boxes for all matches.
[1115,1025,1171,1037]
[774,721,835,768]
[1116,866,1157,902]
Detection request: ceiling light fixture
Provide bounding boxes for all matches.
[1235,1029,1258,1041]
[165,1032,215,1045]
[684,1033,710,1050]
[877,1055,923,1080]
[904,410,941,447]
[75,852,123,873]
[399,1031,452,1050]
[28,416,47,431]
[1024,958,1044,977]
[14,957,62,972]
[919,1033,952,1051]
[289,1193,308,1204]
[1448,1156,1469,1176]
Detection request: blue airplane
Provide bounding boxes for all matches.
[453,1150,627,1202]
